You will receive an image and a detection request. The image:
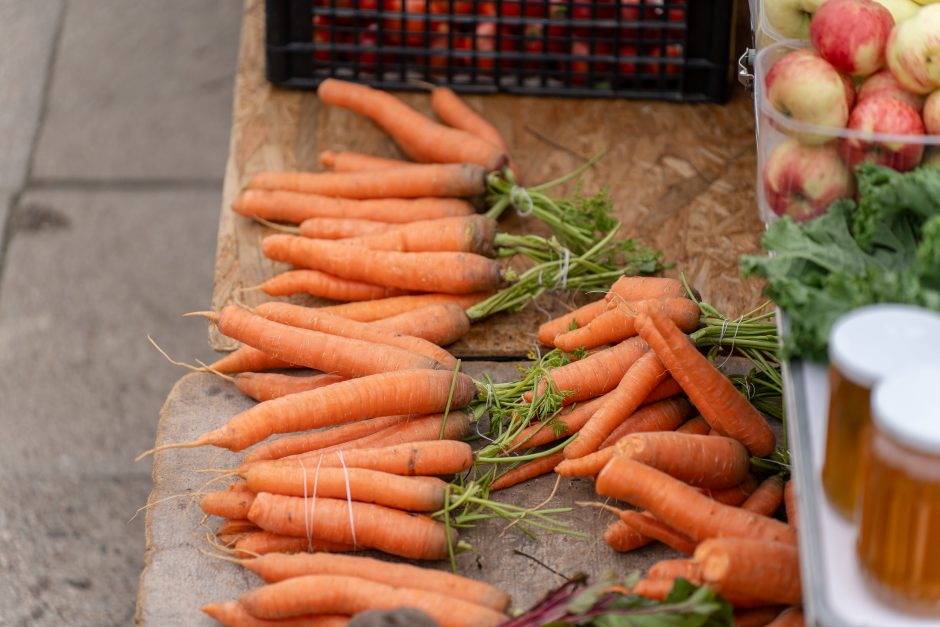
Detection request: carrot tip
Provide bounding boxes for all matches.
[182,310,220,321]
[134,439,204,462]
[147,335,207,373]
[195,359,235,383]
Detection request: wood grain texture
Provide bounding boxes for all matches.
[211,0,765,358]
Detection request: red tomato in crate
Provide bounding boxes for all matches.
[472,22,520,72]
[617,44,637,75]
[429,0,475,13]
[381,0,429,47]
[313,14,334,63]
[643,44,681,76]
[567,40,612,83]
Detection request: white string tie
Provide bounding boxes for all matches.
[555,248,571,289]
[337,451,357,549]
[509,185,535,217]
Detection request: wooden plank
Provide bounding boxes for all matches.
[136,365,681,625]
[211,0,766,358]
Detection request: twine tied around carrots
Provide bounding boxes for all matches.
[509,185,535,217]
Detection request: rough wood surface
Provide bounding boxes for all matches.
[136,365,680,626]
[210,0,765,358]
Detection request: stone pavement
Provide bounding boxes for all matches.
[0,1,243,624]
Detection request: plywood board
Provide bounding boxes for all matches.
[211,0,766,358]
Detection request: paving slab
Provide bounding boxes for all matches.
[32,0,242,181]
[0,0,63,189]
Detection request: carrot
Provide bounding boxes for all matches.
[564,351,669,459]
[244,465,447,512]
[201,489,256,520]
[536,299,608,347]
[208,306,442,378]
[340,215,498,256]
[767,607,804,627]
[604,519,654,552]
[298,217,395,239]
[636,310,776,457]
[639,376,683,405]
[489,452,565,491]
[243,415,410,463]
[706,474,761,506]
[202,601,348,627]
[617,508,697,555]
[599,398,695,448]
[235,372,346,403]
[631,578,769,608]
[217,519,259,537]
[319,293,489,322]
[596,457,797,545]
[523,336,650,404]
[372,303,471,346]
[249,163,488,199]
[605,276,687,304]
[553,298,701,353]
[647,559,702,583]
[209,344,297,374]
[255,270,411,301]
[149,369,476,453]
[694,538,802,606]
[254,301,457,368]
[233,190,475,224]
[734,606,791,627]
[430,87,510,155]
[613,432,751,489]
[741,475,786,517]
[509,394,610,450]
[234,531,357,557]
[318,78,507,171]
[265,440,475,477]
[240,574,507,626]
[675,415,711,436]
[784,480,798,530]
[319,149,411,172]
[240,553,510,611]
[247,493,455,560]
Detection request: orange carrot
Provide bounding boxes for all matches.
[240,574,507,626]
[563,352,669,459]
[153,369,476,452]
[254,301,457,368]
[235,372,346,403]
[599,397,694,448]
[694,538,802,605]
[767,607,804,627]
[318,78,507,171]
[216,519,259,537]
[636,310,776,457]
[341,215,498,256]
[247,493,455,560]
[741,475,786,517]
[240,553,510,611]
[523,337,650,404]
[430,87,510,156]
[509,394,610,450]
[734,606,790,627]
[596,457,797,545]
[202,601,349,627]
[208,344,297,374]
[553,298,701,353]
[249,163,488,199]
[242,415,410,463]
[234,531,357,557]
[209,306,441,378]
[675,415,711,436]
[605,276,687,304]
[319,149,411,172]
[319,293,489,322]
[604,519,654,552]
[243,465,447,512]
[706,474,761,506]
[233,189,475,223]
[201,489,256,520]
[489,452,565,491]
[784,480,798,530]
[631,578,769,608]
[298,217,395,239]
[647,559,702,583]
[614,432,751,489]
[372,303,471,346]
[536,299,608,347]
[263,234,504,295]
[255,270,410,301]
[617,508,697,555]
[265,440,475,477]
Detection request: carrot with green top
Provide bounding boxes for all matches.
[234,372,346,403]
[319,293,489,322]
[340,215,498,256]
[489,452,566,491]
[635,310,776,457]
[242,415,409,463]
[536,299,608,347]
[318,78,507,171]
[202,601,349,626]
[605,276,687,304]
[553,298,701,352]
[372,303,471,347]
[693,538,802,606]
[319,149,411,172]
[614,431,751,489]
[509,394,610,450]
[263,234,505,294]
[563,351,669,459]
[297,217,395,239]
[257,440,475,477]
[430,87,511,156]
[254,270,411,301]
[233,190,474,224]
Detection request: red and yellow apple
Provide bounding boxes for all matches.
[923,90,940,133]
[858,68,926,109]
[810,0,894,76]
[886,4,940,93]
[763,138,855,221]
[764,0,826,39]
[873,0,921,22]
[839,94,926,170]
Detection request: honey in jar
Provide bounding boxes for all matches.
[821,305,940,520]
[857,364,940,615]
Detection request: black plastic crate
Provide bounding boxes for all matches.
[265,0,734,102]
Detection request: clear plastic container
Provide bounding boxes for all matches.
[821,305,940,520]
[754,40,940,225]
[857,364,940,615]
[759,0,814,45]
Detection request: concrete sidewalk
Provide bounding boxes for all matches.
[0,1,242,624]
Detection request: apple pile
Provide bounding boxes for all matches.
[762,0,940,221]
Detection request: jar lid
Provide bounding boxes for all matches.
[828,305,940,388]
[872,364,940,455]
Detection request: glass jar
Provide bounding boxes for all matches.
[821,305,940,520]
[857,365,940,615]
